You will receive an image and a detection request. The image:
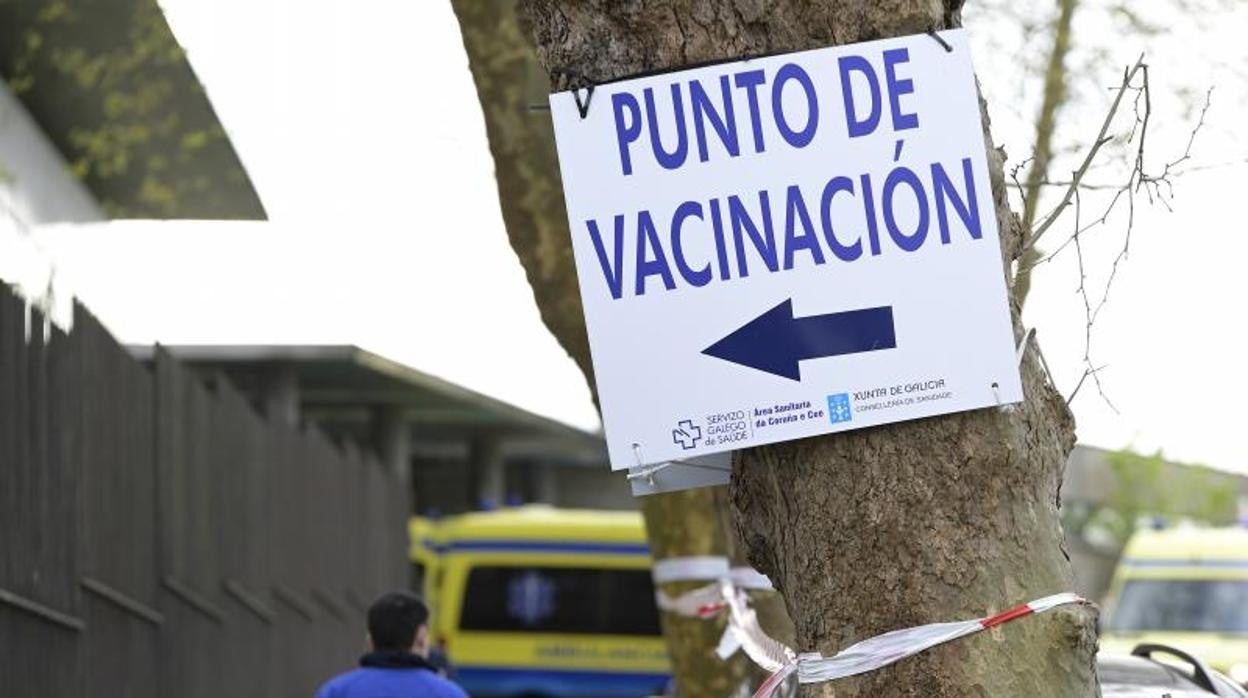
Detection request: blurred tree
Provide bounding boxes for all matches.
[1076,449,1241,547]
[1012,0,1078,306]
[514,1,1098,696]
[968,0,1244,307]
[449,2,791,695]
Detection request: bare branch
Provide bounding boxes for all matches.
[1021,67,1212,273]
[1067,364,1112,408]
[1024,55,1147,252]
[1022,59,1214,412]
[1010,155,1034,213]
[1064,186,1119,411]
[1009,179,1132,191]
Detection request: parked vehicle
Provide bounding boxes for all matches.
[1100,525,1248,687]
[1100,644,1248,697]
[409,515,441,603]
[412,506,670,697]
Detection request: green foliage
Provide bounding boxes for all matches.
[16,0,206,214]
[1084,447,1240,545]
[1,0,263,218]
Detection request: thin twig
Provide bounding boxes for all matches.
[1023,54,1147,252]
[1023,58,1213,411]
[1067,364,1110,406]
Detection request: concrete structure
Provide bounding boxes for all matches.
[0,81,104,323]
[129,344,636,514]
[0,0,265,219]
[1,0,264,319]
[121,344,1248,558]
[1,2,632,517]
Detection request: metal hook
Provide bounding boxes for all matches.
[628,443,652,484]
[627,461,672,487]
[927,30,953,53]
[573,86,595,119]
[550,67,597,119]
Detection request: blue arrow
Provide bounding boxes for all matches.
[702,299,896,381]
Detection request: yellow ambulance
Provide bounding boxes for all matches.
[414,506,671,697]
[1100,525,1248,687]
[409,515,442,603]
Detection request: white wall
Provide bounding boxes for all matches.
[0,81,103,326]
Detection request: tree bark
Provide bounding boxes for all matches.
[641,488,751,696]
[515,1,1099,696]
[450,3,791,695]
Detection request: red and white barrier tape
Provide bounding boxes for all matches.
[656,580,728,619]
[721,578,795,672]
[652,557,778,661]
[653,557,1083,694]
[652,556,732,585]
[753,592,1086,698]
[653,557,774,617]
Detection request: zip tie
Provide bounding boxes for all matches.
[991,327,1035,411]
[1016,327,1035,368]
[1033,332,1059,391]
[728,566,774,591]
[653,556,731,584]
[653,558,782,664]
[754,592,1086,698]
[626,460,671,485]
[652,557,773,587]
[628,442,665,486]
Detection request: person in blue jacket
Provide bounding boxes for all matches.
[315,591,468,698]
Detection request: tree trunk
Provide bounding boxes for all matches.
[641,488,751,696]
[450,3,791,694]
[1015,0,1079,306]
[515,2,1099,696]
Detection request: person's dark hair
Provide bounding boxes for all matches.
[367,592,429,651]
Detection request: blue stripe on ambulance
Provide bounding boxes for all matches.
[454,666,669,697]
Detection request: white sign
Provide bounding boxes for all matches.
[549,30,1022,470]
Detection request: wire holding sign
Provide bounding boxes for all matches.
[627,452,733,496]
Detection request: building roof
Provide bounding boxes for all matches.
[127,344,606,464]
[0,0,265,219]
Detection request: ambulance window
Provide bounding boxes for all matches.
[1108,580,1248,633]
[458,566,661,636]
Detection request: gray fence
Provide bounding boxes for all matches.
[0,283,409,697]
